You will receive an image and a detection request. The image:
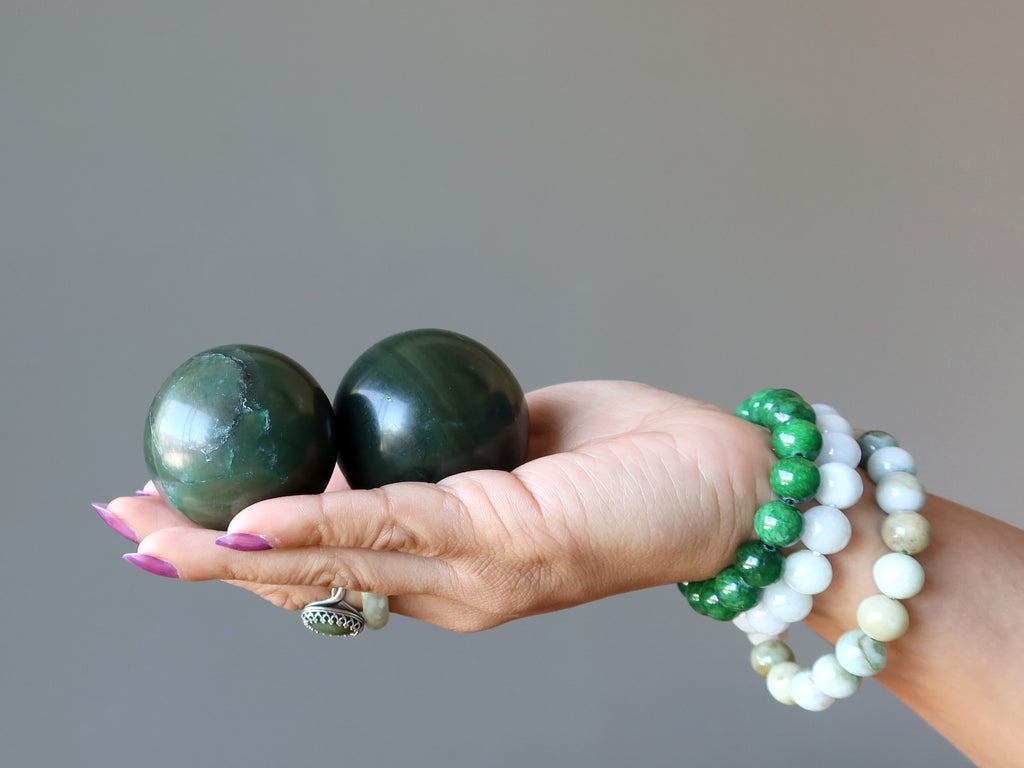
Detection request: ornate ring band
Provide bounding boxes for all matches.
[300,587,366,637]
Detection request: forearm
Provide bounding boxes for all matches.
[805,493,1024,768]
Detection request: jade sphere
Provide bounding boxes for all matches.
[334,329,529,489]
[144,345,336,529]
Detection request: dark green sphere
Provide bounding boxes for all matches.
[144,345,336,529]
[334,329,530,489]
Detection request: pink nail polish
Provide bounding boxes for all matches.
[216,533,273,551]
[123,553,180,579]
[92,503,140,544]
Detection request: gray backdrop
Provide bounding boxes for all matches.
[2,2,1020,767]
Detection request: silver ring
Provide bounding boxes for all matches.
[300,587,366,637]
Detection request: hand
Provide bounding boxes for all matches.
[106,381,774,632]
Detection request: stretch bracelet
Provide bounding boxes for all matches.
[679,389,931,711]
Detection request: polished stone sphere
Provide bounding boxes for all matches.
[334,329,529,489]
[144,345,336,529]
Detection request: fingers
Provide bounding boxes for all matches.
[222,474,504,558]
[132,523,454,595]
[101,493,204,542]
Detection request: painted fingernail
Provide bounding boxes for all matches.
[215,533,273,551]
[135,489,157,497]
[123,553,180,579]
[92,503,140,543]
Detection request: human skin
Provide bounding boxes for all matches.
[104,380,1024,767]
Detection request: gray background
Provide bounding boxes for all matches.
[2,2,1020,766]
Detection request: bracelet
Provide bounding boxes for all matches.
[679,389,931,711]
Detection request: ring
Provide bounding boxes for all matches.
[301,587,366,637]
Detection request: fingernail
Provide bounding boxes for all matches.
[92,503,139,543]
[216,533,273,551]
[135,489,157,497]
[123,553,180,579]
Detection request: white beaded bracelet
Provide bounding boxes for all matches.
[746,405,930,710]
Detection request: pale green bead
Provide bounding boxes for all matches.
[789,668,835,712]
[857,594,909,642]
[857,430,899,469]
[766,661,802,705]
[873,552,925,599]
[361,592,390,630]
[882,511,932,554]
[751,638,795,678]
[812,653,862,699]
[876,471,926,514]
[835,629,888,677]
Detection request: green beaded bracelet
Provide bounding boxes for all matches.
[680,388,823,622]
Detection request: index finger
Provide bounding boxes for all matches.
[219,476,485,558]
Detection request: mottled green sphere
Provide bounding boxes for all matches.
[334,329,529,489]
[144,345,336,529]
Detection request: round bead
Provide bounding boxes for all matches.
[873,552,925,599]
[735,397,755,421]
[812,653,862,699]
[746,388,787,425]
[771,418,822,460]
[698,579,739,621]
[789,668,835,712]
[361,593,390,630]
[867,446,917,483]
[745,391,798,428]
[875,471,927,514]
[770,457,821,502]
[800,505,852,554]
[811,403,839,418]
[783,549,833,595]
[715,566,762,612]
[835,629,888,677]
[857,594,910,642]
[745,601,791,637]
[815,431,862,468]
[815,412,854,437]
[857,430,900,470]
[753,501,804,548]
[750,639,794,677]
[679,581,706,614]
[761,394,817,430]
[735,541,785,587]
[762,580,814,623]
[766,661,802,705]
[881,511,932,554]
[815,462,864,509]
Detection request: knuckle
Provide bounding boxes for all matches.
[367,487,420,552]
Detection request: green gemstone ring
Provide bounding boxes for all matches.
[301,588,366,637]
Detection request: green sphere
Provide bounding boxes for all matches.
[770,456,821,502]
[754,500,804,548]
[771,418,822,460]
[734,540,785,587]
[144,345,336,529]
[334,329,529,489]
[715,566,763,612]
